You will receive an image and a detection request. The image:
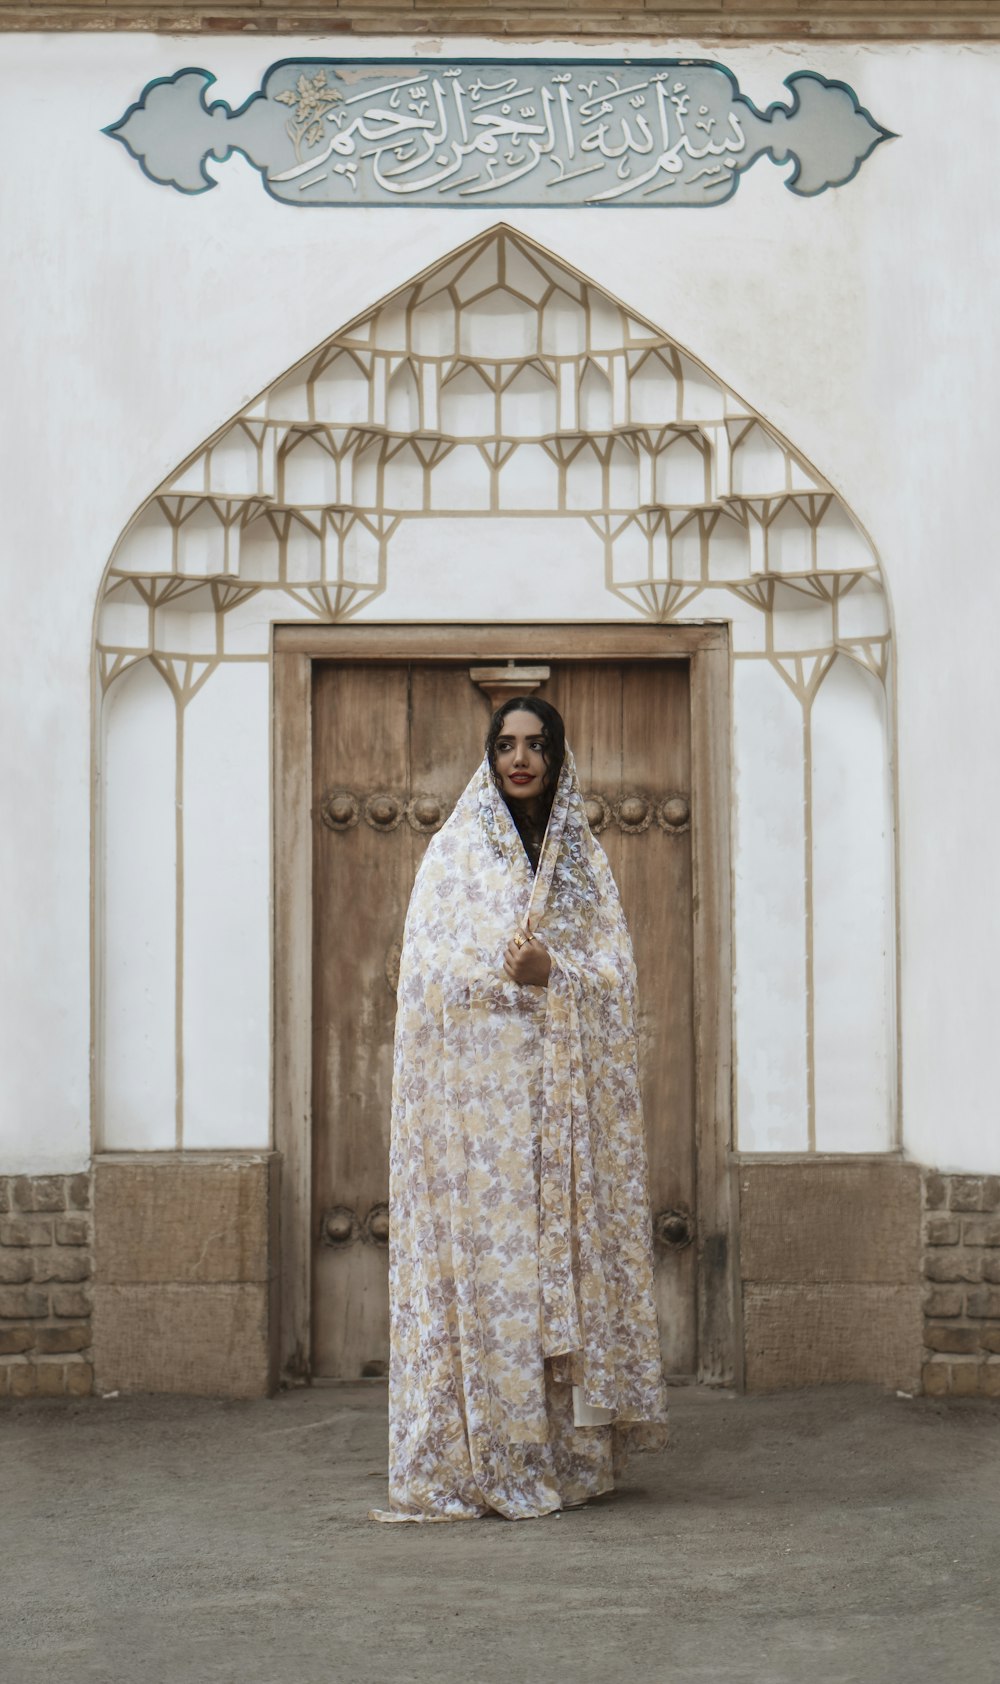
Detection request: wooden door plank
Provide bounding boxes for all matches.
[618,661,697,1374]
[409,663,491,802]
[542,659,625,1001]
[620,663,695,1199]
[311,662,410,1378]
[545,661,622,798]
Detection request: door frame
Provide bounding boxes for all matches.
[272,622,739,1388]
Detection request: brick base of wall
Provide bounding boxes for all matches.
[0,1174,93,1399]
[922,1172,1000,1398]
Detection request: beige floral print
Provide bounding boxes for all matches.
[369,749,668,1523]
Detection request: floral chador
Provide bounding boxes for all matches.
[370,750,668,1523]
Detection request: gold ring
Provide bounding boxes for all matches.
[514,934,525,949]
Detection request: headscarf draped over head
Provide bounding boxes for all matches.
[385,748,668,1518]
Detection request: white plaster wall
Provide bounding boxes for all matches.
[101,661,177,1150]
[181,659,270,1149]
[1,34,998,1171]
[811,657,894,1152]
[373,518,612,621]
[732,661,809,1152]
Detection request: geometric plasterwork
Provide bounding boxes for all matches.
[95,224,895,1153]
[98,223,890,694]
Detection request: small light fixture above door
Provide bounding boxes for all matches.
[470,663,550,713]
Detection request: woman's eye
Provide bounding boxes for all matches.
[496,738,544,754]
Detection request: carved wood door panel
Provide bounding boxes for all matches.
[311,658,695,1380]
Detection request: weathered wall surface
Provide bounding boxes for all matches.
[2,4,998,34]
[740,1160,923,1390]
[0,35,997,1181]
[92,1154,279,1396]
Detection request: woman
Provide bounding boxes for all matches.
[370,698,668,1523]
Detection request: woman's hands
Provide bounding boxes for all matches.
[503,929,552,988]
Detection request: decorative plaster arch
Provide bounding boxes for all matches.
[95,224,896,1156]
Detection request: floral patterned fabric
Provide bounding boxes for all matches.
[369,750,668,1524]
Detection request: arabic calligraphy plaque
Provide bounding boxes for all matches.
[105,60,892,208]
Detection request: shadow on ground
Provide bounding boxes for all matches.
[3,1383,999,1684]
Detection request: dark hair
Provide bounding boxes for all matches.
[485,697,566,800]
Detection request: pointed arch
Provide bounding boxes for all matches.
[94,224,896,1155]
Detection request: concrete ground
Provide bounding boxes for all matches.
[3,1383,999,1684]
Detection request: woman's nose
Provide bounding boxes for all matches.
[512,742,527,765]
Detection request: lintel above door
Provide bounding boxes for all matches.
[273,623,727,660]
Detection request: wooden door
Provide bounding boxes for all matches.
[311,658,696,1380]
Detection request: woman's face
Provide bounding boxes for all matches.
[494,710,548,805]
